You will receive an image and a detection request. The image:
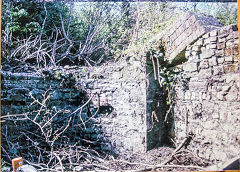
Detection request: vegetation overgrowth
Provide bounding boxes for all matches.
[2,1,237,69]
[1,1,238,171]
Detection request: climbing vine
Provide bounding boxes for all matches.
[145,41,187,123]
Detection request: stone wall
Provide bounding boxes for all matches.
[1,70,111,151]
[163,12,221,62]
[1,71,83,115]
[75,62,148,153]
[52,61,164,153]
[173,24,240,161]
[2,60,160,154]
[2,11,240,162]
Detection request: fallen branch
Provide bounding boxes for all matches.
[132,164,206,172]
[131,163,206,172]
[53,153,64,172]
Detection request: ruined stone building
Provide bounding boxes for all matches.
[1,12,240,162]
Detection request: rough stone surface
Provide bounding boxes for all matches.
[163,12,222,61]
[1,61,161,154]
[1,12,239,163]
[174,24,240,162]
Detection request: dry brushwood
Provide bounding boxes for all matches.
[1,2,131,70]
[1,89,107,171]
[1,89,210,171]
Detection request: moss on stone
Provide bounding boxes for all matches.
[169,49,188,67]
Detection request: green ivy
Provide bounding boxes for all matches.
[145,43,183,121]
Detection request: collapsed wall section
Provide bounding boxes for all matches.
[173,25,240,161]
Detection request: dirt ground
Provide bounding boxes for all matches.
[83,146,212,171]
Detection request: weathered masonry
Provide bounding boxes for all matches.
[1,12,240,161]
[1,62,149,154]
[163,12,240,161]
[173,24,240,161]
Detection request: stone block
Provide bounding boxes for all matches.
[185,50,191,57]
[191,51,198,56]
[217,42,225,49]
[232,46,239,55]
[198,68,212,79]
[209,30,218,37]
[189,55,200,62]
[209,44,217,49]
[195,38,204,46]
[234,38,239,45]
[209,56,217,66]
[218,37,226,43]
[183,63,198,72]
[203,33,210,39]
[225,56,233,62]
[206,44,217,49]
[200,49,215,59]
[201,46,206,52]
[208,59,214,66]
[217,58,224,64]
[224,48,233,56]
[226,40,234,47]
[223,64,238,73]
[215,49,224,57]
[205,37,217,44]
[199,60,209,69]
[192,46,200,51]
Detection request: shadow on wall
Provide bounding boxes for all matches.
[0,71,117,165]
[70,91,116,155]
[146,58,175,150]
